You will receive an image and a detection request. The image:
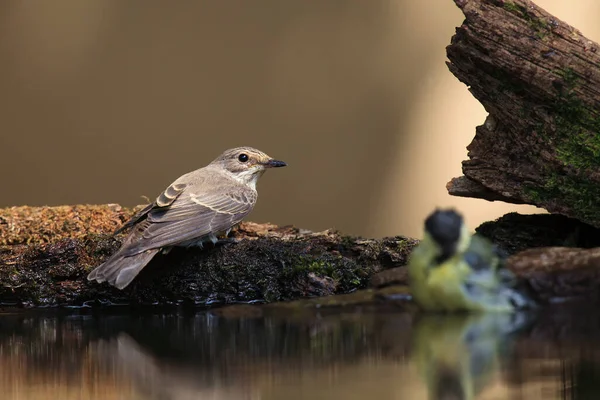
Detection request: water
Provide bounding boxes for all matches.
[1,306,599,399]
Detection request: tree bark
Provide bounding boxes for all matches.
[446,0,600,228]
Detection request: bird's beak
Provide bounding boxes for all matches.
[264,159,287,168]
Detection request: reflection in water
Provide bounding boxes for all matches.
[1,308,600,399]
[411,313,532,400]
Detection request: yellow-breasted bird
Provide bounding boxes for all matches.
[408,209,536,312]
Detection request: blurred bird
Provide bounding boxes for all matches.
[408,209,536,312]
[87,146,286,289]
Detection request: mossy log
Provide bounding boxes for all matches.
[446,0,600,227]
[4,205,600,308]
[0,205,417,308]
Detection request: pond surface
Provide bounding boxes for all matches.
[1,306,599,399]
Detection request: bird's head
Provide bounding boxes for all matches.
[211,146,287,189]
[423,208,470,263]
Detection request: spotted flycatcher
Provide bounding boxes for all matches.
[87,146,286,289]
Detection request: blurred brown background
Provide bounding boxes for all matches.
[1,0,597,238]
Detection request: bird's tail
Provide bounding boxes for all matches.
[497,268,538,310]
[87,249,160,290]
[499,286,537,310]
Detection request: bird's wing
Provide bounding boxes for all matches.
[120,182,257,256]
[463,236,500,270]
[463,234,529,300]
[114,182,187,234]
[461,235,506,292]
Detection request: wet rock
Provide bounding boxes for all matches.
[508,247,600,302]
[369,267,408,288]
[211,285,416,319]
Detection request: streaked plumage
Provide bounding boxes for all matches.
[87,146,286,289]
[408,209,536,312]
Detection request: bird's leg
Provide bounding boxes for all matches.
[214,229,240,247]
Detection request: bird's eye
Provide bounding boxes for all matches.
[238,153,249,162]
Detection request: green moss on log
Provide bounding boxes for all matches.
[503,1,550,39]
[523,67,600,224]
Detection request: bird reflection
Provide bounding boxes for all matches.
[411,312,534,400]
[3,310,600,398]
[97,332,257,400]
